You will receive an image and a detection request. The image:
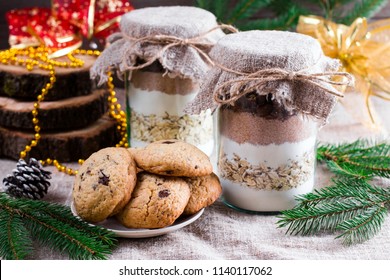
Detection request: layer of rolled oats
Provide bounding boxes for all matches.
[130,109,213,145]
[219,151,315,191]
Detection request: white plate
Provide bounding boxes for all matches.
[70,202,204,238]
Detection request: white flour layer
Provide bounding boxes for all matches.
[127,85,197,116]
[219,135,316,168]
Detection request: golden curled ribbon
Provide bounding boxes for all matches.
[297,15,390,126]
[121,24,238,71]
[213,66,353,105]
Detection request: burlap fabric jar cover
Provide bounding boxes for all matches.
[91,6,231,156]
[187,31,353,212]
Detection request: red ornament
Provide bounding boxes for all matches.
[52,0,133,39]
[6,0,134,54]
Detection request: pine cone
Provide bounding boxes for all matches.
[3,158,51,200]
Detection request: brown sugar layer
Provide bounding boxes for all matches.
[219,108,317,146]
[130,71,198,96]
[0,114,119,162]
[0,55,96,101]
[0,89,109,131]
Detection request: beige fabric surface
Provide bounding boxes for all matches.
[0,90,389,260]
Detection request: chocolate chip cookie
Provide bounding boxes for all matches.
[116,172,191,229]
[131,140,213,177]
[73,147,137,223]
[183,173,222,215]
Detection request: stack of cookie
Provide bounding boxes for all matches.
[0,55,119,161]
[73,140,222,229]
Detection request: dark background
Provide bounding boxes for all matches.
[1,0,390,50]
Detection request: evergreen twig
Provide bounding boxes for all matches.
[277,178,390,244]
[195,0,387,30]
[238,5,303,30]
[316,139,390,179]
[338,0,388,25]
[0,211,33,260]
[336,206,387,245]
[227,0,272,24]
[0,192,117,260]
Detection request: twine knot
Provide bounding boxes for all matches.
[213,66,354,105]
[120,24,238,72]
[286,72,296,80]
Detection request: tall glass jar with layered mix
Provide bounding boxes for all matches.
[187,30,351,212]
[91,6,226,156]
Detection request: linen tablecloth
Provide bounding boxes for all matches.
[0,92,389,260]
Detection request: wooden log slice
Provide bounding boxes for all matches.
[0,115,120,162]
[0,89,109,131]
[0,55,97,101]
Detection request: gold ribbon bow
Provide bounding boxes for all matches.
[297,15,390,126]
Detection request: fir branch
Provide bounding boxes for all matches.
[0,210,33,260]
[238,5,303,30]
[336,205,387,245]
[295,178,390,208]
[196,0,387,31]
[338,0,388,25]
[227,0,272,24]
[214,0,230,21]
[277,179,390,244]
[0,192,117,260]
[278,198,378,235]
[317,139,390,179]
[195,0,211,10]
[38,203,114,247]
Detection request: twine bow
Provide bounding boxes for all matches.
[213,66,354,105]
[121,24,238,71]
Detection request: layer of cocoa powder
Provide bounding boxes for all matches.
[130,60,197,95]
[219,109,317,145]
[219,94,317,145]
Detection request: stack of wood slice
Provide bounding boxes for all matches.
[0,55,119,161]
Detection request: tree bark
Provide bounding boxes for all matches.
[0,114,120,162]
[0,55,97,101]
[0,89,109,131]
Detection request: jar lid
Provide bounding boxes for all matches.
[120,6,222,39]
[210,30,328,72]
[91,6,225,84]
[187,30,353,122]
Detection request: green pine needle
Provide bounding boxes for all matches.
[196,0,387,30]
[0,192,117,260]
[336,205,388,245]
[0,210,33,260]
[295,178,390,207]
[227,0,272,24]
[338,0,388,25]
[214,0,230,21]
[317,139,390,179]
[278,178,390,245]
[238,5,303,30]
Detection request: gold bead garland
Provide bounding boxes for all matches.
[0,47,128,175]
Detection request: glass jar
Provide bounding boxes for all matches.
[217,93,318,212]
[125,62,214,156]
[186,30,348,212]
[89,6,226,156]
